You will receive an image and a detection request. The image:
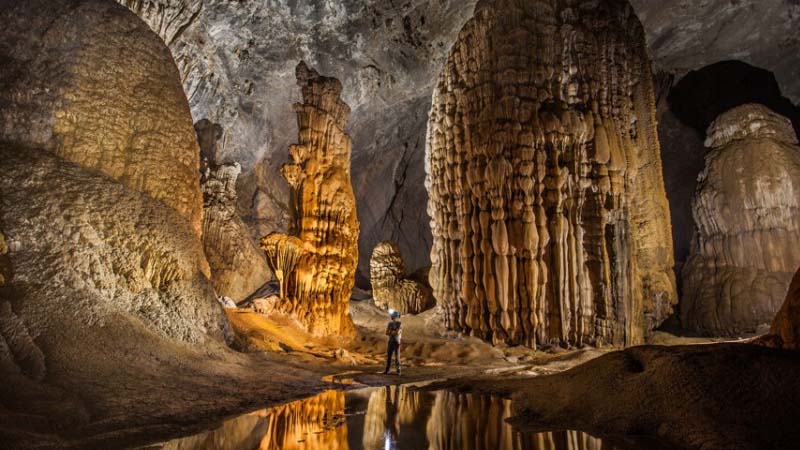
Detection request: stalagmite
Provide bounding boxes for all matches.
[425,0,677,348]
[201,159,271,301]
[681,104,800,335]
[370,241,434,314]
[260,62,359,337]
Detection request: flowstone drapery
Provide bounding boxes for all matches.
[425,0,677,348]
[260,62,359,337]
[681,104,800,335]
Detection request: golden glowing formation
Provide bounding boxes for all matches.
[425,0,677,348]
[162,386,617,450]
[261,62,359,337]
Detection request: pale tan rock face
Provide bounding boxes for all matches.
[0,0,203,236]
[426,0,677,348]
[0,0,230,388]
[370,241,434,315]
[201,161,272,301]
[681,104,800,335]
[260,62,359,337]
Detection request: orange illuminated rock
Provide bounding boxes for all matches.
[425,0,677,348]
[261,62,359,337]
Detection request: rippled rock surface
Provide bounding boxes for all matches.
[681,104,800,335]
[260,63,359,337]
[425,0,676,348]
[370,241,434,315]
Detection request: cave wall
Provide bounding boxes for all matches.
[117,0,800,291]
[426,0,677,348]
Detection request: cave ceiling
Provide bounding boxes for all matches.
[119,0,800,285]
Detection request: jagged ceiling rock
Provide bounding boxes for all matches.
[426,0,676,348]
[117,0,479,286]
[681,104,800,335]
[629,0,800,103]
[118,0,800,288]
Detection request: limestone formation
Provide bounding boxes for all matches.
[0,0,230,423]
[370,241,434,314]
[201,160,272,301]
[0,0,203,237]
[769,267,800,351]
[425,0,677,348]
[681,104,800,335]
[260,62,359,337]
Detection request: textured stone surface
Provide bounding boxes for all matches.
[1,0,204,236]
[370,241,434,315]
[769,266,800,351]
[426,0,677,348]
[118,0,800,289]
[201,161,271,301]
[260,63,358,337]
[117,0,479,286]
[629,0,800,103]
[0,0,231,425]
[681,104,800,335]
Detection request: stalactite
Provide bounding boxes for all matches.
[260,62,359,337]
[370,241,434,314]
[425,0,676,348]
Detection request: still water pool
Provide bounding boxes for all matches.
[159,385,670,450]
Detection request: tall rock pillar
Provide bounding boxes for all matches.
[261,62,359,337]
[425,0,676,348]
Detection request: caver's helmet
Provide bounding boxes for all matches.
[389,309,401,319]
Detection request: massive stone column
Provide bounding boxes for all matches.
[370,241,435,315]
[425,0,676,348]
[681,104,800,335]
[261,62,359,337]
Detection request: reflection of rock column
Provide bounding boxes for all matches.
[260,62,359,337]
[370,241,435,314]
[425,0,676,348]
[259,390,348,450]
[681,104,800,335]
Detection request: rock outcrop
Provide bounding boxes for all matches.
[426,0,677,348]
[1,0,204,237]
[370,241,434,315]
[201,160,271,301]
[768,267,800,351]
[681,104,800,335]
[0,0,231,432]
[260,62,358,337]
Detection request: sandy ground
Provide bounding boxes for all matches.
[5,298,780,450]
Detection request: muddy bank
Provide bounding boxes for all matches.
[430,343,800,450]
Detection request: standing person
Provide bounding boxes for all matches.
[382,310,402,375]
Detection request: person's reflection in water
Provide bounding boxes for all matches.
[382,385,400,450]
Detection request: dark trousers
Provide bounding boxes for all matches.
[385,340,401,373]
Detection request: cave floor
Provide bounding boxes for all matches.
[2,301,769,450]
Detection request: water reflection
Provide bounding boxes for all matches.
[159,386,651,450]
